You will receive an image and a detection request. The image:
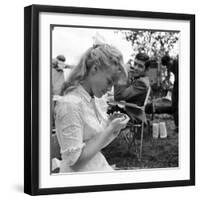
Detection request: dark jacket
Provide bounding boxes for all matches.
[114,76,150,123]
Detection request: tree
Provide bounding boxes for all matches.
[120,30,179,97]
[122,30,179,60]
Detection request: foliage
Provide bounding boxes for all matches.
[122,30,179,60]
[117,30,179,97]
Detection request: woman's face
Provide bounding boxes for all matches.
[89,66,115,98]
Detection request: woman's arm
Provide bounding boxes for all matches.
[71,124,114,170]
[71,116,129,171]
[55,100,129,171]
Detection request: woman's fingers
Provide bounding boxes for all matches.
[119,118,129,129]
[122,114,130,123]
[111,117,123,124]
[111,114,129,130]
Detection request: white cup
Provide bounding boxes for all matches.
[152,123,159,139]
[159,122,167,138]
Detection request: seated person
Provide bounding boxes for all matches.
[54,44,129,172]
[161,55,178,131]
[113,53,150,124]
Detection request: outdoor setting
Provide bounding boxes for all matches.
[51,26,179,173]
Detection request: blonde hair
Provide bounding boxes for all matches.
[61,44,126,95]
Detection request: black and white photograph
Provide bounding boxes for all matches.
[51,26,180,174]
[24,5,195,195]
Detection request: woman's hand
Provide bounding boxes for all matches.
[108,112,130,135]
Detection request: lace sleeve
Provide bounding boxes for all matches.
[55,101,85,166]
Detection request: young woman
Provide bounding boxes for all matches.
[54,44,129,173]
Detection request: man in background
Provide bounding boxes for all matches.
[161,55,179,131]
[52,55,66,130]
[52,54,66,95]
[114,53,150,124]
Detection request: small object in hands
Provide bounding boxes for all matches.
[110,112,126,121]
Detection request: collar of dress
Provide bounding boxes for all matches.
[77,85,94,103]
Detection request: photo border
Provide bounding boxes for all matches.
[24,4,195,195]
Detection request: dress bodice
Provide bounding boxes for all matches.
[55,85,113,173]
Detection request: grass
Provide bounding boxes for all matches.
[102,114,178,170]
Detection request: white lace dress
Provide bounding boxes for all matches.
[55,85,113,173]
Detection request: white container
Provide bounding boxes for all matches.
[152,123,159,139]
[159,122,167,138]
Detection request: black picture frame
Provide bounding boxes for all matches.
[24,4,195,196]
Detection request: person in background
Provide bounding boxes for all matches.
[161,55,178,131]
[52,55,67,131]
[114,53,150,124]
[54,44,129,173]
[52,54,66,95]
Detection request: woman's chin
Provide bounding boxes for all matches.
[96,94,103,98]
[95,91,104,98]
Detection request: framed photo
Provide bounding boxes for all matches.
[24,4,195,195]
